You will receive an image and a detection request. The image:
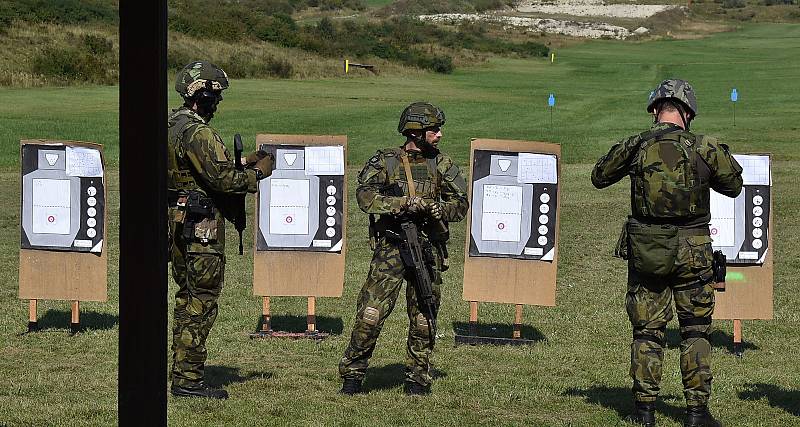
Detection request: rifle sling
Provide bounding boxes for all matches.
[400,153,416,197]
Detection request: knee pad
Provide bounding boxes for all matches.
[362,306,380,326]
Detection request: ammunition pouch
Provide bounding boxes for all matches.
[180,191,218,244]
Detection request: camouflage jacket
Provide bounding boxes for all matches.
[356,147,469,229]
[592,122,743,227]
[167,107,258,252]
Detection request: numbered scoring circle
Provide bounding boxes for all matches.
[537,236,548,246]
[326,185,337,196]
[753,195,763,206]
[753,206,763,216]
[326,227,336,237]
[87,228,97,238]
[752,239,763,249]
[326,206,336,216]
[539,204,550,214]
[752,228,763,239]
[326,217,336,227]
[87,218,97,228]
[539,193,550,203]
[538,225,548,235]
[87,186,97,197]
[87,207,97,217]
[326,196,336,206]
[538,214,549,225]
[87,197,97,207]
[753,217,763,228]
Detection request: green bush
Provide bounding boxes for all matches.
[0,0,117,25]
[763,0,796,5]
[722,0,746,8]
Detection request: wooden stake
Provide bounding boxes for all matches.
[262,297,271,332]
[469,301,478,336]
[307,296,316,333]
[71,301,80,324]
[29,299,37,323]
[513,304,523,339]
[733,319,742,344]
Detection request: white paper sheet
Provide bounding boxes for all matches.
[269,178,309,235]
[709,190,735,247]
[481,184,523,242]
[517,153,557,184]
[66,147,103,177]
[32,178,71,234]
[305,146,344,176]
[734,154,770,186]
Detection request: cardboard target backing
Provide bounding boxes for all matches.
[18,140,107,302]
[253,135,346,297]
[463,139,560,306]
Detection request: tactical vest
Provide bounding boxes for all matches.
[630,127,710,222]
[167,109,202,193]
[383,148,441,200]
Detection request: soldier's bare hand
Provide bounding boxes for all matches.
[252,153,275,179]
[245,150,269,166]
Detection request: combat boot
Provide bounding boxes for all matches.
[403,381,431,396]
[340,378,362,395]
[170,382,229,400]
[684,405,722,427]
[624,401,655,426]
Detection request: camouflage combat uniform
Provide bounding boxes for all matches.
[339,147,468,387]
[592,122,743,407]
[167,106,259,388]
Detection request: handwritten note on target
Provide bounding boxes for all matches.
[481,184,523,242]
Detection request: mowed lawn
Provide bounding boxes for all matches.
[0,23,798,426]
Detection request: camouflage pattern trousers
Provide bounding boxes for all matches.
[170,242,224,388]
[339,238,442,386]
[626,234,716,407]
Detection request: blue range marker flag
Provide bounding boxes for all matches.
[730,88,738,102]
[548,93,555,107]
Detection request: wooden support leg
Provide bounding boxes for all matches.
[733,319,743,357]
[307,296,317,333]
[28,299,38,332]
[261,297,271,332]
[70,301,80,334]
[513,304,523,339]
[469,301,478,336]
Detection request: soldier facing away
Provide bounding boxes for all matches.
[591,79,743,427]
[167,61,274,399]
[339,102,469,395]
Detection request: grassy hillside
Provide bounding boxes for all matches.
[0,23,799,426]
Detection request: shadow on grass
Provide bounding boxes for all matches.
[205,365,273,388]
[563,386,684,424]
[451,321,546,342]
[362,363,448,393]
[739,383,800,416]
[662,328,759,354]
[34,309,118,332]
[253,315,344,335]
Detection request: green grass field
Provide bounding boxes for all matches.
[0,22,798,426]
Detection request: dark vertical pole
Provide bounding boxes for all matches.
[119,1,168,425]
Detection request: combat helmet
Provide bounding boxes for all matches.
[398,102,446,135]
[175,61,229,100]
[647,79,698,118]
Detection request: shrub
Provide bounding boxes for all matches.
[722,0,746,8]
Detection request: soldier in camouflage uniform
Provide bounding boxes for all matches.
[592,79,743,426]
[339,102,469,396]
[168,61,274,399]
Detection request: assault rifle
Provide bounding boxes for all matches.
[232,133,246,255]
[397,221,438,346]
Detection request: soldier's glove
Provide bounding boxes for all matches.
[426,201,444,221]
[403,196,427,215]
[252,153,275,180]
[244,150,269,166]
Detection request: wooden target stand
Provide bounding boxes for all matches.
[457,139,560,346]
[713,154,774,357]
[19,140,108,334]
[249,135,346,340]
